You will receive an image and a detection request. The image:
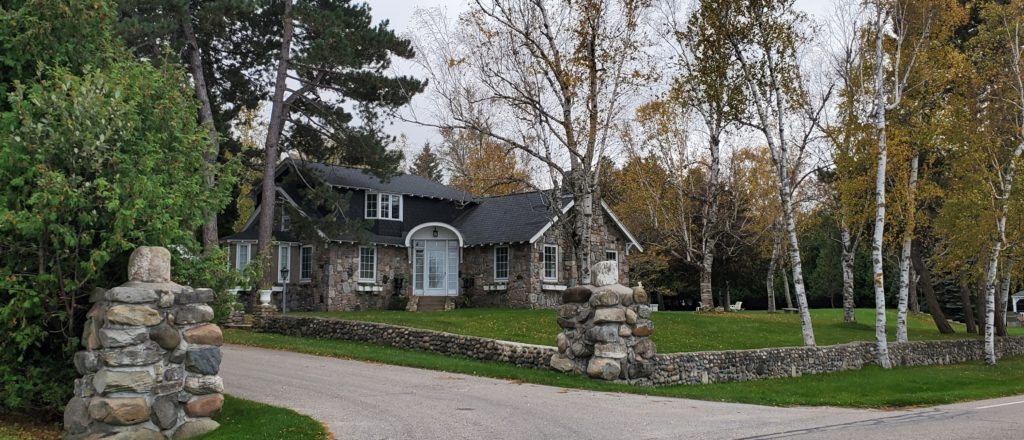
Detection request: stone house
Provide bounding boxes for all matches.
[222,159,642,311]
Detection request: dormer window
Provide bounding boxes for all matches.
[281,212,291,231]
[365,192,402,220]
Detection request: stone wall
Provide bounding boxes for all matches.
[638,337,1024,386]
[257,315,554,369]
[255,312,1024,388]
[65,247,224,439]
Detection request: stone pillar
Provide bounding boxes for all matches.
[64,246,224,439]
[549,261,656,381]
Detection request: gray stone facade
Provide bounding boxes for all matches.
[65,247,224,439]
[239,195,637,312]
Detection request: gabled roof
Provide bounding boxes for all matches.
[453,191,571,246]
[223,160,642,252]
[288,159,476,203]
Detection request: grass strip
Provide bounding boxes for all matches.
[225,329,1024,408]
[199,394,329,439]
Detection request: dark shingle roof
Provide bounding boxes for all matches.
[453,191,571,246]
[291,160,476,203]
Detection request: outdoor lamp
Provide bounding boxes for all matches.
[432,227,439,238]
[280,266,290,314]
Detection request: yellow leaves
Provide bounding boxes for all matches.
[446,57,467,68]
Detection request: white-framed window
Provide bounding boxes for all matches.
[235,243,251,270]
[365,192,402,220]
[359,246,376,282]
[365,192,378,218]
[606,250,618,263]
[494,246,509,281]
[543,245,558,281]
[278,244,291,283]
[300,245,313,281]
[281,212,291,231]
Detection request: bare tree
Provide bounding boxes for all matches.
[414,0,651,284]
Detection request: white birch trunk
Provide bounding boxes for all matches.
[896,155,919,343]
[699,248,715,309]
[871,11,892,368]
[983,141,1023,364]
[840,218,856,323]
[767,233,779,313]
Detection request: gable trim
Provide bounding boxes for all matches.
[527,200,576,244]
[600,201,644,252]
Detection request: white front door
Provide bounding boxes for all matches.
[424,243,447,296]
[414,239,459,296]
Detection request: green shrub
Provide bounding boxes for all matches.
[0,1,234,415]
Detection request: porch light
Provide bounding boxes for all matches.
[432,227,438,238]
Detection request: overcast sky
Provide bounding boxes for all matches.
[358,0,838,162]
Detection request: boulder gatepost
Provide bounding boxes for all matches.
[549,261,656,380]
[64,246,225,439]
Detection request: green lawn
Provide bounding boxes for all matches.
[294,308,1020,353]
[198,395,328,439]
[225,329,1024,408]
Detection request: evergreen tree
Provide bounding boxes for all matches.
[0,0,234,414]
[410,143,444,182]
[256,0,425,283]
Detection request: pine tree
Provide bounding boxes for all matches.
[410,143,444,182]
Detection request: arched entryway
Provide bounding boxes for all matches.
[405,223,463,297]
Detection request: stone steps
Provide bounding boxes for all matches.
[416,296,447,312]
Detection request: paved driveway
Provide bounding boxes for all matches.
[221,345,1024,439]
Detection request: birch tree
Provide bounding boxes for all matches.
[415,0,651,284]
[863,0,942,367]
[719,0,824,346]
[653,0,745,309]
[966,1,1024,365]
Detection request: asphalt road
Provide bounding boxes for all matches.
[221,344,1024,439]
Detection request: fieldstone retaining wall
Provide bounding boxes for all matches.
[255,311,1024,387]
[257,315,555,369]
[65,247,224,439]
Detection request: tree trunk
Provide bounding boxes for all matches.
[982,140,1022,364]
[782,254,793,310]
[180,5,220,250]
[896,155,919,343]
[782,188,815,346]
[870,12,891,368]
[572,174,595,286]
[909,265,920,314]
[699,243,715,309]
[724,282,731,312]
[840,218,856,323]
[960,284,977,334]
[701,133,722,311]
[910,241,954,334]
[258,0,296,287]
[975,278,987,334]
[983,250,999,364]
[767,232,779,313]
[996,271,1010,337]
